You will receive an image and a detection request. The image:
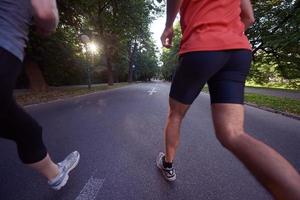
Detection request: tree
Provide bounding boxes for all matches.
[84,0,162,84]
[248,0,300,88]
[134,38,160,81]
[23,0,163,88]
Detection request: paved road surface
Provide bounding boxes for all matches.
[1,82,299,200]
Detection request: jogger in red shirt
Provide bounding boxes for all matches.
[156,1,300,199]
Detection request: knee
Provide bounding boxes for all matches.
[215,127,245,150]
[168,110,185,124]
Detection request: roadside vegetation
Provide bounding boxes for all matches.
[20,0,164,91]
[246,81,300,90]
[16,83,129,106]
[245,94,300,116]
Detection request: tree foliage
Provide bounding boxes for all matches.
[25,0,163,87]
[159,1,300,88]
[248,0,300,88]
[134,39,160,81]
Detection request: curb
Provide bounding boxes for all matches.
[245,102,300,121]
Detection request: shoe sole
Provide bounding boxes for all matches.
[156,153,176,182]
[52,153,80,190]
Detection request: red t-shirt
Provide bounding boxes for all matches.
[179,0,252,55]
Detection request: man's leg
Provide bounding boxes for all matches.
[211,103,300,200]
[164,52,228,162]
[157,51,228,181]
[164,98,190,163]
[156,97,190,181]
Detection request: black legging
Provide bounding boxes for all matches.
[0,47,47,164]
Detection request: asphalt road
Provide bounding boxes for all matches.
[1,82,299,200]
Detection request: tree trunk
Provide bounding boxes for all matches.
[105,44,114,86]
[106,56,114,86]
[128,42,137,83]
[24,58,48,92]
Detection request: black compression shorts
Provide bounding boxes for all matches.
[170,50,252,105]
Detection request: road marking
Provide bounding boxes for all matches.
[75,177,105,200]
[148,87,158,95]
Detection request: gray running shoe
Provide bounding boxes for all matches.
[48,151,80,190]
[156,152,176,181]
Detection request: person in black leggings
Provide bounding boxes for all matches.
[0,48,48,164]
[0,0,79,190]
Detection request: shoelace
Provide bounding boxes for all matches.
[163,167,175,177]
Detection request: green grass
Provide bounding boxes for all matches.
[244,93,300,116]
[16,82,130,106]
[246,81,300,90]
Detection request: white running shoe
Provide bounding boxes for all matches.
[48,151,80,190]
[156,152,176,181]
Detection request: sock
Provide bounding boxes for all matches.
[48,166,63,184]
[163,156,173,168]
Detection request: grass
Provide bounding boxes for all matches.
[16,82,130,106]
[245,81,300,91]
[244,94,300,116]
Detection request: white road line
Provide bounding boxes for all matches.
[148,87,158,95]
[75,177,105,200]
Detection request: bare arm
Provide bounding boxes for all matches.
[240,0,255,30]
[161,0,183,48]
[31,0,59,34]
[165,0,182,28]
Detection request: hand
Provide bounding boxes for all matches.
[161,27,174,49]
